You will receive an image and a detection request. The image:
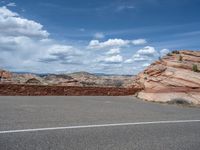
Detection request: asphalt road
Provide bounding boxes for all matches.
[0,96,200,150]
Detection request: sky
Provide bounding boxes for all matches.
[0,0,200,74]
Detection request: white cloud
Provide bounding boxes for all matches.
[106,48,120,55]
[132,53,150,62]
[0,6,49,38]
[88,39,129,49]
[137,46,158,56]
[46,45,74,54]
[94,32,105,39]
[124,46,158,64]
[132,46,158,62]
[0,6,161,74]
[97,55,123,63]
[124,59,133,64]
[39,44,82,65]
[160,48,170,56]
[132,39,147,45]
[87,38,147,49]
[0,6,18,17]
[105,55,123,63]
[6,2,16,7]
[0,6,83,73]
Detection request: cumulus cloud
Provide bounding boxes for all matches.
[87,38,147,49]
[0,6,18,16]
[39,45,83,64]
[160,48,170,56]
[0,6,49,38]
[124,46,159,64]
[97,55,123,64]
[88,39,129,49]
[132,53,150,62]
[106,48,120,55]
[0,6,83,72]
[0,36,34,52]
[137,46,158,56]
[0,6,164,74]
[132,39,147,45]
[94,32,105,39]
[104,55,123,63]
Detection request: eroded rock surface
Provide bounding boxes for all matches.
[0,69,12,82]
[135,50,200,105]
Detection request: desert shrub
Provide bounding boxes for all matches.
[192,64,199,72]
[172,50,180,54]
[114,80,123,87]
[168,98,191,106]
[167,53,172,56]
[179,55,183,61]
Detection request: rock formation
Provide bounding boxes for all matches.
[135,50,200,105]
[0,69,12,82]
[0,50,200,105]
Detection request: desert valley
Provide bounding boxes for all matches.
[1,50,200,105]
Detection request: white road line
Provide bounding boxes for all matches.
[1,120,200,134]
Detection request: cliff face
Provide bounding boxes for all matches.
[135,50,200,105]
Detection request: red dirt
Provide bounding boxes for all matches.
[0,84,140,96]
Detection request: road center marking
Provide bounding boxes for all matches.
[1,120,200,134]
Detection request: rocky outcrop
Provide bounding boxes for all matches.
[0,69,12,82]
[135,50,200,105]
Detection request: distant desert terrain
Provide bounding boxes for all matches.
[1,50,200,105]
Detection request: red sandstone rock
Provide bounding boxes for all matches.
[136,50,200,105]
[0,84,140,96]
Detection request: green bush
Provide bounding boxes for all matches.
[167,53,172,56]
[172,50,180,54]
[192,64,199,72]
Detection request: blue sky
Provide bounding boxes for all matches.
[0,0,199,74]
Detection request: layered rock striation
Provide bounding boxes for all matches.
[135,50,200,105]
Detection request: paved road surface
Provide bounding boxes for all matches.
[0,96,200,150]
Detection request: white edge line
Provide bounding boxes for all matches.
[1,120,200,134]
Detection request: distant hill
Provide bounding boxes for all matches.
[0,70,135,88]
